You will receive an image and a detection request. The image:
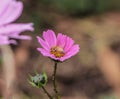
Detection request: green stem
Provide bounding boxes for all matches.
[42,86,53,99]
[52,62,60,99]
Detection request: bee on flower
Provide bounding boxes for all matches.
[37,30,80,62]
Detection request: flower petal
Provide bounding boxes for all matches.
[37,36,50,51]
[0,36,9,45]
[9,39,17,44]
[37,48,50,56]
[0,0,11,16]
[60,44,80,61]
[0,35,17,45]
[0,0,23,25]
[57,33,67,48]
[37,47,60,61]
[43,30,56,47]
[64,36,74,52]
[0,23,34,34]
[10,34,32,40]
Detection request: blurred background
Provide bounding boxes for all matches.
[1,0,120,99]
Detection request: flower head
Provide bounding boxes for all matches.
[0,0,34,45]
[37,30,80,62]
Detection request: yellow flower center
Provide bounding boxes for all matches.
[50,46,65,58]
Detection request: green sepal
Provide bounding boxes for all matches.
[42,72,48,85]
[28,75,39,88]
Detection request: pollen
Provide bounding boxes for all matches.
[50,46,65,58]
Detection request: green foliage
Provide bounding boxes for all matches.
[23,0,120,18]
[53,0,120,16]
[38,0,53,5]
[98,94,118,99]
[54,0,95,15]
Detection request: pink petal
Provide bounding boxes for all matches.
[9,39,17,44]
[64,36,74,53]
[57,33,67,48]
[0,0,11,16]
[0,23,34,34]
[37,36,50,51]
[0,36,10,45]
[37,48,50,56]
[0,36,8,44]
[0,1,23,25]
[43,30,56,47]
[0,35,17,45]
[37,47,60,60]
[10,34,32,40]
[49,55,60,61]
[60,44,80,61]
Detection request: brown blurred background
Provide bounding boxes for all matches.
[1,0,120,99]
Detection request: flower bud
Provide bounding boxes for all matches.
[29,72,47,88]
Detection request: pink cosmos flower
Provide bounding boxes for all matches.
[37,30,80,61]
[0,0,34,45]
